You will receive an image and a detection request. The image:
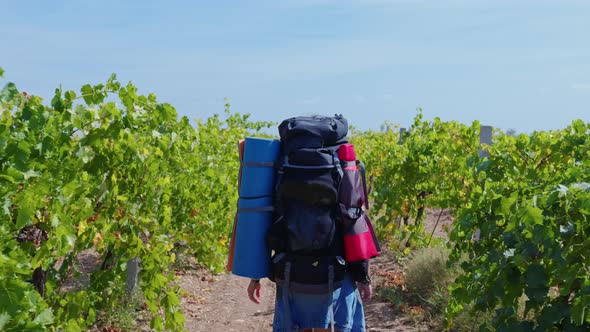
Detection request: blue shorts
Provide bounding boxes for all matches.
[272,274,366,332]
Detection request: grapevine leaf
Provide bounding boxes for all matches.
[16,206,33,228]
[51,87,65,112]
[80,84,94,105]
[106,73,120,91]
[0,279,26,313]
[66,319,80,331]
[499,193,517,216]
[23,169,41,180]
[538,302,568,328]
[1,82,19,103]
[524,264,549,302]
[571,296,587,325]
[63,90,76,109]
[0,312,9,330]
[0,174,15,183]
[32,308,54,325]
[523,206,543,226]
[151,316,164,330]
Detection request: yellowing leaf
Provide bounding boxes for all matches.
[77,220,87,235]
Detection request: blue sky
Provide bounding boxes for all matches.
[1,0,589,133]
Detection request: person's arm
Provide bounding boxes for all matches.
[357,278,372,301]
[247,279,262,304]
[348,260,372,301]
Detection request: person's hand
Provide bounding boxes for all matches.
[247,279,262,304]
[357,282,372,301]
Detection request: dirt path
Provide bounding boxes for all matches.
[178,257,427,332]
[178,272,275,331]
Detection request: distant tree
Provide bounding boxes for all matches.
[505,128,517,136]
[380,121,397,132]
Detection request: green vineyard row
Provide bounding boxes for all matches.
[0,69,272,331]
[352,113,590,331]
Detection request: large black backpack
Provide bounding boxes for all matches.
[266,114,349,294]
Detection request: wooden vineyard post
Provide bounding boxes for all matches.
[474,125,493,241]
[126,257,140,294]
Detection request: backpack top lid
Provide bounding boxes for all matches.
[278,115,348,153]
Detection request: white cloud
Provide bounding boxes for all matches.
[572,83,590,91]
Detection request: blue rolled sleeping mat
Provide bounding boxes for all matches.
[232,137,280,279]
[239,137,281,198]
[232,196,274,279]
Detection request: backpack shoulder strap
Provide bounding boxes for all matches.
[333,150,343,179]
[357,160,369,210]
